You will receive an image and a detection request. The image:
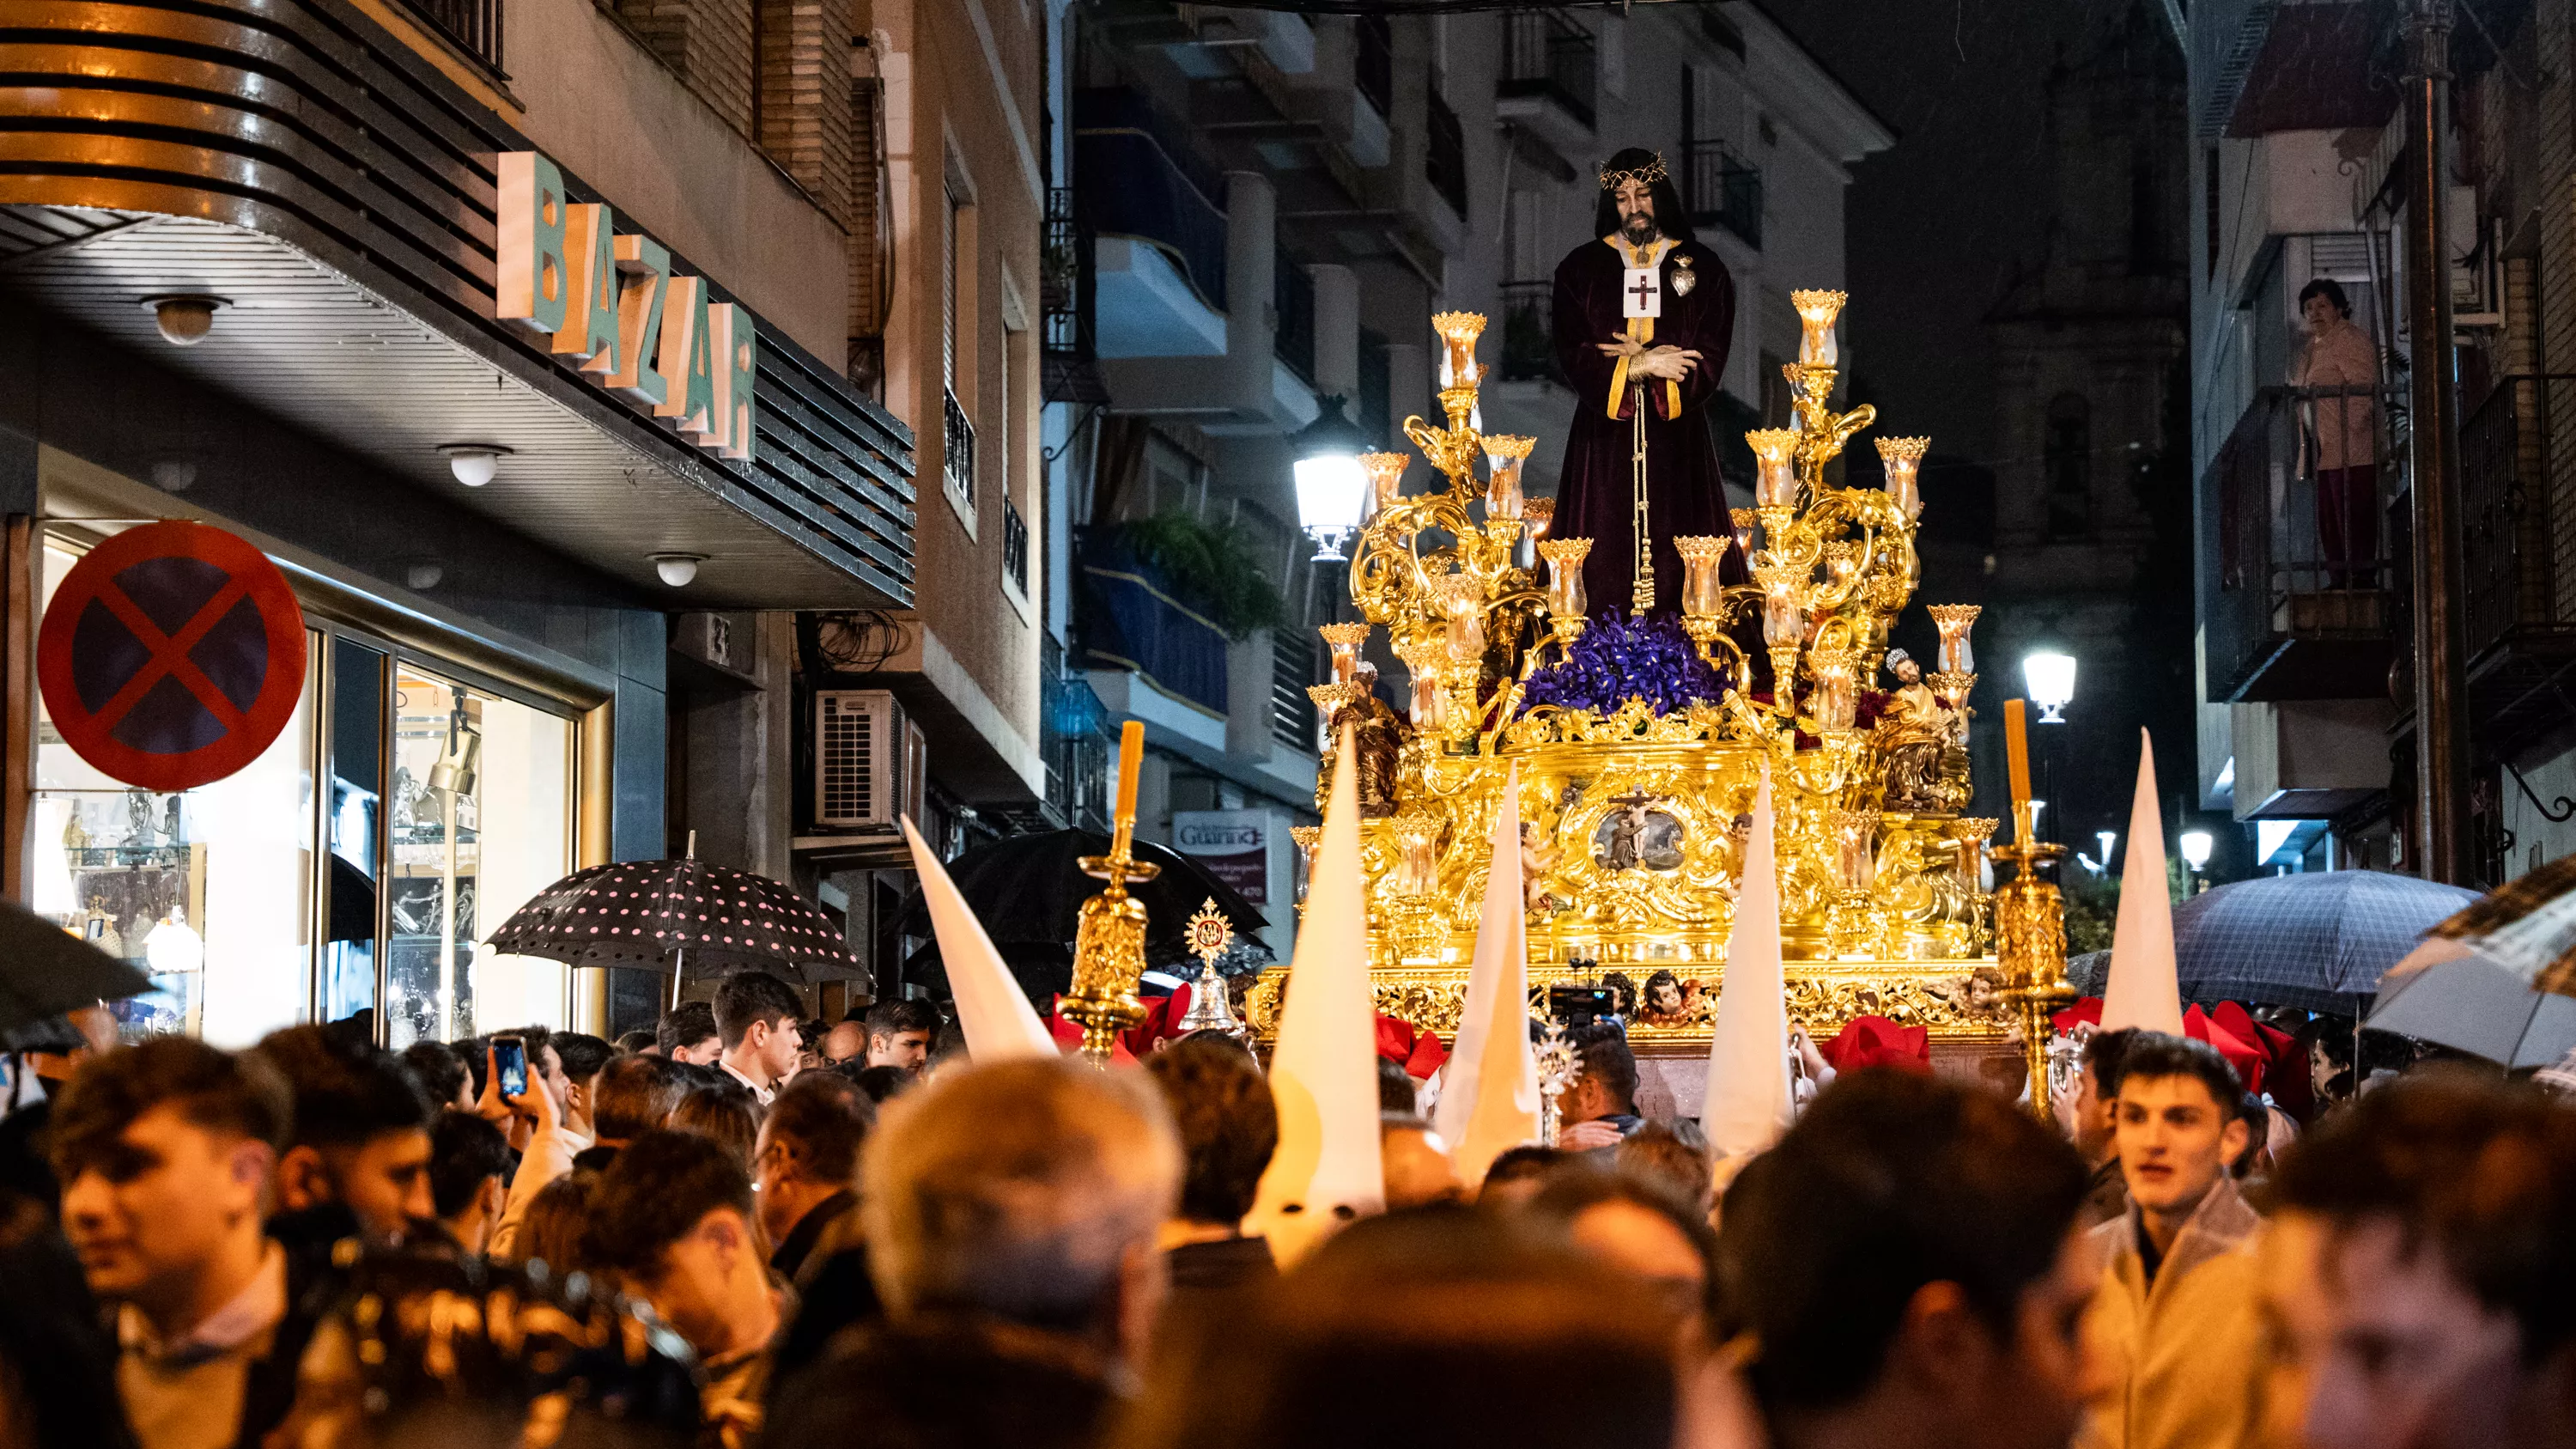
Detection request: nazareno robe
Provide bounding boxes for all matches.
[1547,235,1753,641]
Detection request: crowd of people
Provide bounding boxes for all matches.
[1,966,2570,1449]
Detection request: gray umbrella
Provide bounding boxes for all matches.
[0,898,153,1038]
[2169,872,2482,1013]
[2367,936,2576,1068]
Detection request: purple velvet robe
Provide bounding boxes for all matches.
[1547,236,1750,630]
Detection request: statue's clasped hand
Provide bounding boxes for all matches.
[1595,336,1703,381]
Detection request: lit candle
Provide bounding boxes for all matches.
[1674,536,1727,620]
[1359,452,1408,516]
[1540,539,1592,622]
[2004,698,2032,841]
[1876,435,1929,521]
[1792,289,1846,367]
[1747,429,1799,508]
[1485,435,1534,520]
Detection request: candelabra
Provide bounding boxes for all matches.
[1064,722,1159,1067]
[1993,804,2076,1122]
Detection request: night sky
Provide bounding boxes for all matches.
[1758,0,2129,464]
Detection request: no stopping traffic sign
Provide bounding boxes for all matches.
[37,521,308,792]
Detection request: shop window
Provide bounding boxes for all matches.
[383,667,574,1048]
[32,534,579,1050]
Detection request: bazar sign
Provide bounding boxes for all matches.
[495,151,756,463]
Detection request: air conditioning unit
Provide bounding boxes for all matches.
[813,689,927,830]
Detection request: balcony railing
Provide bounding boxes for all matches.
[943,388,975,506]
[1073,88,1229,308]
[1500,10,1596,130]
[1356,15,1394,116]
[1004,499,1030,595]
[1275,253,1315,384]
[2461,374,2576,661]
[406,0,501,72]
[1499,280,1557,383]
[1426,93,1467,217]
[1686,139,1762,249]
[2203,382,2399,700]
[1043,186,1090,362]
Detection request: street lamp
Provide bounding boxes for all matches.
[1291,394,1373,562]
[2179,830,2214,893]
[2023,652,2077,723]
[2081,828,2117,875]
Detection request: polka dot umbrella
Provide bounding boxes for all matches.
[483,852,860,998]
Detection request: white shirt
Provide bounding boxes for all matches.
[720,1059,777,1106]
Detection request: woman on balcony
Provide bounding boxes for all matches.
[2293,277,2380,588]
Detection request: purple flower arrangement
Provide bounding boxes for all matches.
[1519,613,1731,720]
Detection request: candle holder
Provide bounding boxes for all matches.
[1437,572,1487,667]
[1359,452,1410,518]
[1523,496,1555,539]
[1484,435,1535,520]
[1431,310,1487,389]
[1393,808,1445,897]
[1319,622,1370,683]
[1876,435,1929,522]
[1811,648,1857,733]
[1290,825,1321,913]
[1929,604,1980,675]
[1066,727,1161,1067]
[1747,429,1800,508]
[1540,538,1591,648]
[1729,507,1757,556]
[1991,828,2075,1123]
[1396,641,1447,733]
[1536,1022,1578,1147]
[1792,288,1847,367]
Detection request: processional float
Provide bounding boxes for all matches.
[1236,293,2077,1113]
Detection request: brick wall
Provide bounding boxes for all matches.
[614,0,756,134]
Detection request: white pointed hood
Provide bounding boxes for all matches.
[902,816,1058,1060]
[1702,767,1795,1159]
[1244,725,1385,1261]
[1434,764,1540,1183]
[2100,729,2186,1035]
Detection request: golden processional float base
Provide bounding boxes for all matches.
[1241,297,2065,1101]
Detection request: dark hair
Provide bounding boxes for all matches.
[2114,1032,2243,1115]
[0,1190,137,1449]
[668,1086,758,1171]
[1376,1056,1418,1114]
[1481,1145,1569,1193]
[551,1032,616,1083]
[1642,969,1684,1006]
[765,1071,874,1185]
[50,1036,292,1178]
[2276,1069,2576,1361]
[1591,149,1696,244]
[1601,972,1638,1016]
[2082,1026,2139,1099]
[765,1317,1113,1449]
[1528,1167,1719,1319]
[583,1128,756,1275]
[847,1063,917,1105]
[1614,1120,1713,1212]
[428,1110,513,1218]
[656,1002,719,1056]
[2232,1093,2270,1179]
[512,1169,599,1272]
[615,1029,657,1055]
[592,1053,695,1142]
[252,1025,431,1149]
[1569,1020,1638,1111]
[2298,276,2352,317]
[1121,1208,1680,1449]
[1145,1033,1279,1226]
[714,971,804,1047]
[402,1041,468,1107]
[1717,1071,2088,1413]
[866,998,943,1041]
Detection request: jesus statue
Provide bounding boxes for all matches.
[1548,147,1749,630]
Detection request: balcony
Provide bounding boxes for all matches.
[2202,383,2397,701]
[1686,139,1762,251]
[1498,280,1558,384]
[403,0,502,73]
[1275,253,1315,386]
[2460,374,2576,756]
[1355,15,1394,119]
[1498,10,1596,153]
[1075,88,1230,332]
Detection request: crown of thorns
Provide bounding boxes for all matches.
[1598,153,1668,190]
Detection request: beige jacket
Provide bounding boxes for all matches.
[2078,1177,2265,1449]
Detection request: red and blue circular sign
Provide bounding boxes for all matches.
[37,521,308,792]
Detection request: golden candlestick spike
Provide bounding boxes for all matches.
[1066,720,1161,1066]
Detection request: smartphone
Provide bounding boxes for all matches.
[493,1034,528,1100]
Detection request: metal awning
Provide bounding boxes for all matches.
[0,204,910,609]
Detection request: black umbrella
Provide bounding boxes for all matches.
[0,899,153,1038]
[484,856,861,995]
[893,828,1270,972]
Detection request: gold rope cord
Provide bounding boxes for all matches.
[1631,384,1655,615]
